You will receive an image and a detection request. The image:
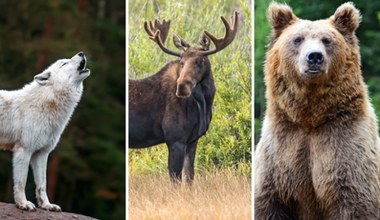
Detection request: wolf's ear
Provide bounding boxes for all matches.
[34,71,51,86]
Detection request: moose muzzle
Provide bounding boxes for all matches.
[176,78,194,98]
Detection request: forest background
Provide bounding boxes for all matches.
[255,0,380,144]
[0,1,125,219]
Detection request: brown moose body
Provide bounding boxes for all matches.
[254,2,380,219]
[129,12,239,183]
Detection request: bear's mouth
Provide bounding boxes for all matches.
[306,66,322,74]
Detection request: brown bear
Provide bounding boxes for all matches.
[254,2,380,220]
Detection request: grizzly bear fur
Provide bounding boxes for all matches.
[254,2,380,220]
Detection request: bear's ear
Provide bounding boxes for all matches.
[268,3,297,42]
[34,71,51,86]
[330,2,361,43]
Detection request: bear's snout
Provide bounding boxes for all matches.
[304,51,325,74]
[307,51,324,65]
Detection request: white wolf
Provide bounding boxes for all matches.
[0,52,90,211]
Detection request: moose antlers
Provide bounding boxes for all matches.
[202,11,239,56]
[144,11,240,57]
[144,19,181,57]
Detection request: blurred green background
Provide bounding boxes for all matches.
[0,1,125,219]
[255,0,380,145]
[129,0,251,176]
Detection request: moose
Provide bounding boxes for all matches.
[129,11,239,183]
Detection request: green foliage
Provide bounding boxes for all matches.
[129,0,252,176]
[254,1,380,145]
[368,77,380,120]
[0,1,125,219]
[254,0,270,144]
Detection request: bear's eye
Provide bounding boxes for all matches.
[293,37,304,45]
[322,38,332,45]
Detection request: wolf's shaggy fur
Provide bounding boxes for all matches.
[0,52,90,211]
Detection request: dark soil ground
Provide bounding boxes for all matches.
[0,202,97,220]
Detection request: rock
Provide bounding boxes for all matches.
[0,202,97,220]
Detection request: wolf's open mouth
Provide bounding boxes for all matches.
[78,59,86,71]
[78,58,90,75]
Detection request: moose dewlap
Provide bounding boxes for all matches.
[129,11,239,183]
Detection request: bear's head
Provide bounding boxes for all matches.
[266,2,361,81]
[264,3,367,127]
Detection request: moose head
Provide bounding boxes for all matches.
[144,11,239,98]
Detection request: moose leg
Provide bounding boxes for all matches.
[182,140,198,185]
[167,142,186,183]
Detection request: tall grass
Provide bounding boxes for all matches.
[128,170,251,220]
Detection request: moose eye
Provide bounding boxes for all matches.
[322,37,332,45]
[179,61,184,68]
[196,58,204,67]
[293,37,304,45]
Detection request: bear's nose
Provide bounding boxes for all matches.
[307,52,324,65]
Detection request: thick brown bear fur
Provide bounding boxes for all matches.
[254,2,380,220]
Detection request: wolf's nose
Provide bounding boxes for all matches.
[78,52,84,57]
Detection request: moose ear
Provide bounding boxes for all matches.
[330,2,361,43]
[199,33,210,51]
[34,71,51,86]
[268,3,297,42]
[173,34,191,51]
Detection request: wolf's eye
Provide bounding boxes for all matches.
[322,37,332,45]
[293,37,304,45]
[60,62,68,67]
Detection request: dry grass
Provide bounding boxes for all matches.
[128,170,251,220]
